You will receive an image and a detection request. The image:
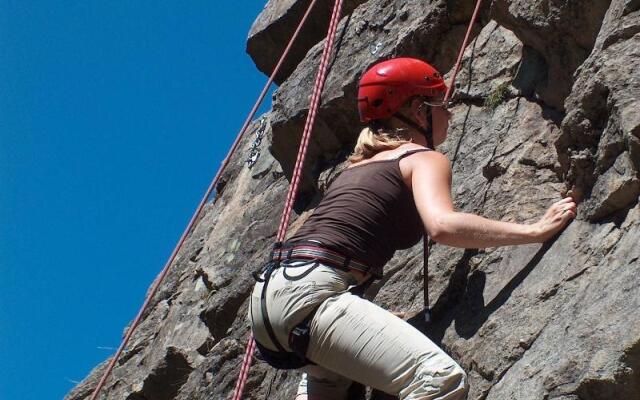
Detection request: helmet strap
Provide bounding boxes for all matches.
[393,112,434,150]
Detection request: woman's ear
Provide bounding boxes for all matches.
[410,97,423,114]
[406,98,420,120]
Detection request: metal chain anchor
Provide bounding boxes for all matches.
[246,116,268,168]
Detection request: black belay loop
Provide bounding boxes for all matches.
[253,333,311,370]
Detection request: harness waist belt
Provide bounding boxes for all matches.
[271,243,378,277]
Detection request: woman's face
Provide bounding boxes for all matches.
[430,105,451,147]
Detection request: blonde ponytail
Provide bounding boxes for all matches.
[348,126,412,163]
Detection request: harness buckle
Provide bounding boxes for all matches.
[424,308,432,323]
[289,322,312,360]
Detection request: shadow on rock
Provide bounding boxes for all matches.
[406,236,557,345]
[455,238,556,339]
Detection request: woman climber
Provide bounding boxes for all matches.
[249,57,576,399]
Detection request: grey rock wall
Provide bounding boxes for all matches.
[247,0,367,84]
[67,1,640,399]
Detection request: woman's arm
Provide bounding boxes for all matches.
[409,151,576,248]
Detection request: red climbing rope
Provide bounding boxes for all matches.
[87,1,321,399]
[232,0,345,399]
[276,0,344,243]
[232,335,257,398]
[443,0,484,104]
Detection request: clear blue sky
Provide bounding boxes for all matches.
[0,2,275,399]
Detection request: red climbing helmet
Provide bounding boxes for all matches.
[357,57,447,123]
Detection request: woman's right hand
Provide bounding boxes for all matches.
[532,197,577,242]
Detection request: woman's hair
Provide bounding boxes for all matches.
[348,125,412,163]
[348,99,417,163]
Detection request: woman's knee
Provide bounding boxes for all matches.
[296,370,353,400]
[446,366,468,398]
[401,359,468,399]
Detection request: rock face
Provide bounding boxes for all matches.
[247,0,367,84]
[67,1,640,399]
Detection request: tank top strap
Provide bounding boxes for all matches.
[396,148,432,160]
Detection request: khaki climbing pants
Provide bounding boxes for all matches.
[249,260,468,400]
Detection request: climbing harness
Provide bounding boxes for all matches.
[251,255,313,370]
[251,240,377,370]
[271,241,377,277]
[87,0,322,399]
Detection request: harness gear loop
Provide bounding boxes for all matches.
[253,244,373,369]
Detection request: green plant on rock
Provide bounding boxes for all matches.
[484,82,511,110]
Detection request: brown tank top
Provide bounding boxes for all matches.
[288,148,430,276]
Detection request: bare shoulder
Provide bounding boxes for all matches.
[399,148,451,186]
[402,148,451,172]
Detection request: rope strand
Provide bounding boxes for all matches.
[276,0,345,242]
[443,0,484,104]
